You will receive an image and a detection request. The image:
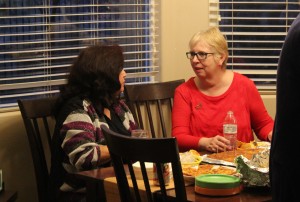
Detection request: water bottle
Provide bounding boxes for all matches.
[223,111,237,151]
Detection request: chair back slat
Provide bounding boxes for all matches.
[42,117,52,148]
[32,118,48,175]
[156,99,167,137]
[145,100,156,138]
[139,162,152,201]
[101,125,187,202]
[136,102,144,129]
[127,163,143,202]
[124,79,185,138]
[18,97,57,202]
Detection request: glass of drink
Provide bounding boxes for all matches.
[153,163,171,186]
[131,129,150,138]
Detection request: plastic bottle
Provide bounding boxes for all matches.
[223,111,237,150]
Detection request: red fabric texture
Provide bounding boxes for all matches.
[172,72,274,152]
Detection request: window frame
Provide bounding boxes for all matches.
[209,0,299,91]
[0,0,159,111]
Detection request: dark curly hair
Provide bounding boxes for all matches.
[55,44,124,115]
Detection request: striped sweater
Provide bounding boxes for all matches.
[50,96,137,193]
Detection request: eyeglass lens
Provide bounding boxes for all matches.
[186,52,210,60]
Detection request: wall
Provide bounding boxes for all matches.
[0,111,37,202]
[160,0,208,82]
[0,1,276,201]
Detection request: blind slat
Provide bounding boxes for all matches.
[209,0,298,90]
[0,0,159,109]
[0,70,159,92]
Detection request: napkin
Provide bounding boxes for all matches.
[133,162,155,180]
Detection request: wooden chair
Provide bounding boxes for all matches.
[18,97,113,202]
[124,79,185,138]
[18,97,57,202]
[101,125,187,202]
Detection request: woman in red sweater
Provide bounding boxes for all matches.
[172,27,274,153]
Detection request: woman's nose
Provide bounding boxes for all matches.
[192,55,200,62]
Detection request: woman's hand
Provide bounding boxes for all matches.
[267,131,273,141]
[199,135,231,153]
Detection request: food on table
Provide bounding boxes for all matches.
[206,141,270,163]
[180,149,202,167]
[237,140,270,149]
[248,149,270,168]
[180,142,271,188]
[182,164,236,177]
[206,148,263,163]
[255,141,271,148]
[236,151,270,187]
[235,143,270,187]
[237,140,257,149]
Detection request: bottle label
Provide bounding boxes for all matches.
[223,124,237,134]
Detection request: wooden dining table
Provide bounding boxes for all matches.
[74,167,116,202]
[154,185,271,202]
[75,166,272,202]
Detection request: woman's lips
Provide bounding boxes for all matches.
[194,67,204,71]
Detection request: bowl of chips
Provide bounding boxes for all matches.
[180,149,202,168]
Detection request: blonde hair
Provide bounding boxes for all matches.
[189,27,228,68]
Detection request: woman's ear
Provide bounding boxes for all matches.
[217,54,226,66]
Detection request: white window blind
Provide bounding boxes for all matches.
[0,0,159,110]
[209,0,299,90]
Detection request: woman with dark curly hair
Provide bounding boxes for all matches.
[49,44,138,201]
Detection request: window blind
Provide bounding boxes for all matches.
[209,0,299,90]
[0,0,159,110]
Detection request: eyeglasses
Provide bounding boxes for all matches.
[186,51,214,60]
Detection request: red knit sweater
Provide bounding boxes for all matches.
[172,72,274,152]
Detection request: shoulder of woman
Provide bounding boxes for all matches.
[233,72,255,86]
[56,96,86,118]
[176,77,195,92]
[54,97,92,132]
[117,99,131,112]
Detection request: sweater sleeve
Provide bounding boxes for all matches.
[247,80,274,141]
[60,109,102,170]
[172,84,201,152]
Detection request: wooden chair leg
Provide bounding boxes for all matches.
[85,181,107,202]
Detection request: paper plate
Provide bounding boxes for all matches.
[195,174,242,196]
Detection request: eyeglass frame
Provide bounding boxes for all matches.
[186,51,214,60]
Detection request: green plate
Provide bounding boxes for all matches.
[195,174,240,189]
